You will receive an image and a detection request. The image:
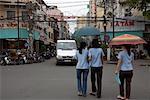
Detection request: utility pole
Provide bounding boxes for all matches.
[26,1,35,53]
[112,0,115,38]
[103,0,107,35]
[17,0,19,50]
[94,0,97,27]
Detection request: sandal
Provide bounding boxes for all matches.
[78,92,82,96]
[89,92,96,96]
[117,95,125,100]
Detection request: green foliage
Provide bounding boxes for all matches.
[100,43,108,50]
[143,10,150,19]
[127,0,150,10]
[126,0,150,19]
[40,45,46,52]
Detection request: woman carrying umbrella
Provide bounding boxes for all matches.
[109,34,147,100]
[115,44,134,100]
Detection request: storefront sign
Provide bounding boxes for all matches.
[0,22,28,28]
[13,0,32,3]
[111,20,134,27]
[99,18,145,32]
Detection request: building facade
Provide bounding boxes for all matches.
[85,0,145,41]
[0,0,60,53]
[47,6,70,39]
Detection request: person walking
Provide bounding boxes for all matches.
[88,39,105,98]
[115,45,134,100]
[75,42,89,97]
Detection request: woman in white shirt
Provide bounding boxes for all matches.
[88,39,105,98]
[75,42,89,97]
[115,45,134,100]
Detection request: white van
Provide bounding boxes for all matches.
[56,40,77,64]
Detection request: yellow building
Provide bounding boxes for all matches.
[0,0,55,52]
[76,17,87,29]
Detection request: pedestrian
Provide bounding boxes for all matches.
[88,39,105,98]
[75,41,89,97]
[115,44,134,100]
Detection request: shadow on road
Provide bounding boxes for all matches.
[56,63,76,67]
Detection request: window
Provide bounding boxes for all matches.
[22,11,28,20]
[7,11,15,20]
[4,5,9,8]
[10,5,15,8]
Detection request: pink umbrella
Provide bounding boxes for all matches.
[109,34,147,45]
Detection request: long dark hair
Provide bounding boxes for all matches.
[92,39,100,48]
[124,45,131,56]
[79,42,86,54]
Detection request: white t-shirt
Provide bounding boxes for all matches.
[89,48,105,67]
[117,50,134,71]
[75,49,89,69]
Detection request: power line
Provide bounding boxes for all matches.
[1,19,150,23]
[1,16,150,23]
[45,1,89,4]
[49,4,89,8]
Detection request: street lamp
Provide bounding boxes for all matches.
[112,1,115,38]
[17,0,19,50]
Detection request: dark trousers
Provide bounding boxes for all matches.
[91,67,103,97]
[119,70,133,99]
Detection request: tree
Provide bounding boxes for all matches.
[126,0,150,19]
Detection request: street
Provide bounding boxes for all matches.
[0,58,150,100]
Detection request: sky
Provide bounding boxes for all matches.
[44,0,90,33]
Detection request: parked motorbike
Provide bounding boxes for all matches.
[1,56,15,65]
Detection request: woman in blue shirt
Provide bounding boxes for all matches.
[75,42,89,97]
[115,45,134,100]
[88,39,105,98]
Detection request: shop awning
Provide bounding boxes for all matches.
[0,28,28,39]
[33,31,40,40]
[0,28,41,40]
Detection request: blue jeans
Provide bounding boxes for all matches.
[76,69,89,95]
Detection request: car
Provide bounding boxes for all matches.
[56,40,77,65]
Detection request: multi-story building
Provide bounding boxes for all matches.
[76,17,87,30]
[62,21,70,39]
[47,17,59,43]
[0,0,58,52]
[0,0,33,51]
[47,6,70,39]
[88,0,104,28]
[86,0,145,42]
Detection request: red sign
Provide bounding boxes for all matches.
[0,22,28,28]
[111,20,134,27]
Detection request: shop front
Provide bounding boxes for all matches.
[98,17,145,60]
[99,19,145,41]
[143,23,150,56]
[0,28,29,51]
[0,28,41,53]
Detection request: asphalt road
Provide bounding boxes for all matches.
[0,58,150,100]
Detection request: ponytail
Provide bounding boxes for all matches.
[124,45,131,56]
[79,42,86,54]
[79,48,82,54]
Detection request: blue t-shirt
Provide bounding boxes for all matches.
[117,50,134,71]
[89,48,105,67]
[75,49,89,69]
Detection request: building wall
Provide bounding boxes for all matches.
[47,6,70,39]
[0,0,54,51]
[76,17,87,29]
